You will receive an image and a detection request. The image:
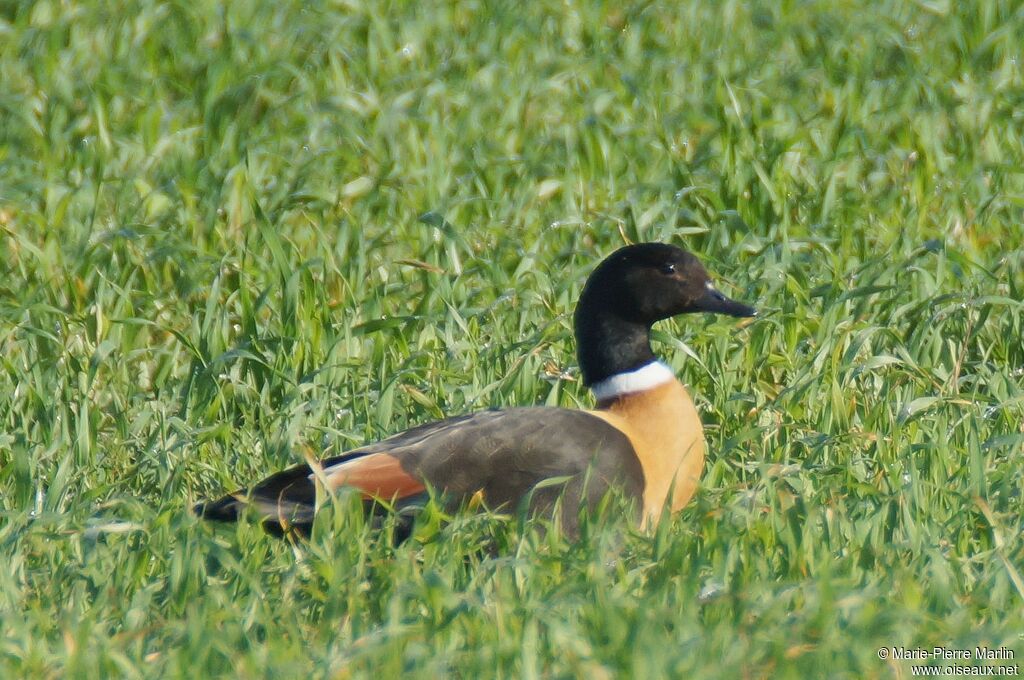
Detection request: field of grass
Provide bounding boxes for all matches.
[2,0,1023,677]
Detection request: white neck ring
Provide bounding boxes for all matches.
[590,361,675,402]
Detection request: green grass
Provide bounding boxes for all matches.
[2,0,1023,677]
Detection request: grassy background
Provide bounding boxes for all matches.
[2,0,1023,677]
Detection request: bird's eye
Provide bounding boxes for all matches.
[659,263,676,275]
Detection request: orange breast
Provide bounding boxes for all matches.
[587,379,705,526]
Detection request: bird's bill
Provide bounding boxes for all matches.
[694,283,757,317]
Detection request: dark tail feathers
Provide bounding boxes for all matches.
[193,463,318,537]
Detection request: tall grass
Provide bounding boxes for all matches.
[1,0,1022,677]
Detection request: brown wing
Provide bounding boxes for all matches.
[335,407,645,531]
[196,407,644,536]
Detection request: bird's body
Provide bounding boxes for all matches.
[195,243,755,536]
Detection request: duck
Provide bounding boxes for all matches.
[194,242,756,537]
